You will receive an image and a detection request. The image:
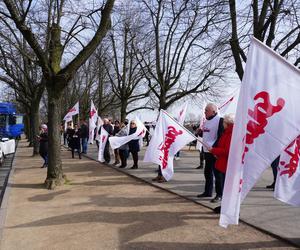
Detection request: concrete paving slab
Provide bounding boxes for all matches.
[84,143,300,247]
[0,141,297,249]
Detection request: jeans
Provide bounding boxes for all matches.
[40,153,48,166]
[81,137,88,154]
[213,167,225,197]
[271,156,280,183]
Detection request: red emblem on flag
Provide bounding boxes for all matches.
[90,108,96,118]
[280,136,300,178]
[242,91,285,163]
[138,129,145,137]
[69,107,76,112]
[158,126,183,169]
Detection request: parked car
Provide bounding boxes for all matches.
[0,138,15,166]
[0,144,3,166]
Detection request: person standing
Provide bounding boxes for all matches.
[38,124,48,168]
[69,124,82,159]
[66,122,73,149]
[80,120,89,154]
[128,120,140,169]
[113,120,121,165]
[116,123,129,168]
[102,118,113,163]
[209,114,234,207]
[197,103,224,202]
[266,156,280,190]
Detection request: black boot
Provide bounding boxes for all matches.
[266,182,275,189]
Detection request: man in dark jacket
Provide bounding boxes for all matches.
[80,120,89,154]
[69,124,82,159]
[197,103,224,203]
[128,120,140,169]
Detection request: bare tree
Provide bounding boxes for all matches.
[0,37,44,155]
[229,0,300,80]
[103,3,153,121]
[134,0,229,110]
[1,0,115,188]
[60,52,120,122]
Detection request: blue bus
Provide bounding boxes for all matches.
[0,103,24,139]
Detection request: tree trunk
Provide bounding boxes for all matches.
[45,85,64,189]
[120,100,127,122]
[24,114,30,141]
[28,111,34,146]
[159,88,167,110]
[229,0,244,81]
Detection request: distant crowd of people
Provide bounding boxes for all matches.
[62,118,152,169]
[37,103,278,213]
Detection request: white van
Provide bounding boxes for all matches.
[0,144,4,166]
[0,138,15,166]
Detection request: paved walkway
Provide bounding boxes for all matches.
[84,143,300,247]
[0,140,298,249]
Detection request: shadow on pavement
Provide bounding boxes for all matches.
[120,240,290,250]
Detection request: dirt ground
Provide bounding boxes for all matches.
[0,141,296,250]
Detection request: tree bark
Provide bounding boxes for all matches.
[120,100,127,122]
[159,88,167,110]
[229,0,244,81]
[2,0,115,189]
[24,114,30,141]
[45,85,64,189]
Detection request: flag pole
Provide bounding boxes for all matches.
[161,109,210,150]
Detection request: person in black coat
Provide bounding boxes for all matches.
[38,124,48,168]
[113,120,121,165]
[128,120,140,169]
[102,118,113,163]
[80,120,89,154]
[116,123,129,168]
[66,123,73,149]
[69,124,82,159]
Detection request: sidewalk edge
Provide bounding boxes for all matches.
[0,148,17,249]
[81,150,300,248]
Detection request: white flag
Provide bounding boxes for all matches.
[88,101,98,144]
[275,135,300,206]
[95,116,104,142]
[143,110,195,181]
[109,117,146,149]
[218,89,240,115]
[98,128,109,162]
[63,102,79,121]
[175,102,188,125]
[220,38,300,228]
